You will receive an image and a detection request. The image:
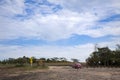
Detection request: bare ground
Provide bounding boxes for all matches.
[0,66,120,80]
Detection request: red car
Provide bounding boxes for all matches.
[72,63,82,69]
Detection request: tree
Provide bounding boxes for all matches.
[86,47,114,67]
[60,57,67,62]
[116,44,120,51]
[71,58,79,63]
[50,57,59,62]
[114,45,120,66]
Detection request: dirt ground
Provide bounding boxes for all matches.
[0,66,120,80]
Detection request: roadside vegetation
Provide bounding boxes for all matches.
[0,44,120,68]
[86,44,120,67]
[0,56,72,69]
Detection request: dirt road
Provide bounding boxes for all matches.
[0,66,120,80]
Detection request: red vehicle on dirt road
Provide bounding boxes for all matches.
[72,63,82,69]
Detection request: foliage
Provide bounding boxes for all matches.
[86,44,120,67]
[0,56,69,66]
[71,58,79,63]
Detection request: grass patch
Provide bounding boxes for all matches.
[0,63,49,71]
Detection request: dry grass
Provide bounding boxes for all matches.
[0,66,120,80]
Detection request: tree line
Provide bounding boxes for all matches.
[0,56,69,65]
[86,44,120,67]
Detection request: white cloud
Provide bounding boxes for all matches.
[0,0,25,16]
[80,21,120,38]
[48,0,120,13]
[48,0,120,25]
[0,43,94,62]
[0,0,120,41]
[0,8,99,41]
[0,0,120,62]
[0,39,119,61]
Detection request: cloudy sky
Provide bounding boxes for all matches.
[0,0,120,62]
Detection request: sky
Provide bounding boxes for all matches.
[0,0,120,62]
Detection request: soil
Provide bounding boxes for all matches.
[0,66,120,80]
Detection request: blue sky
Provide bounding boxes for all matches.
[0,0,120,61]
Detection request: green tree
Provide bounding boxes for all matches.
[71,58,79,63]
[60,57,67,62]
[86,47,113,67]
